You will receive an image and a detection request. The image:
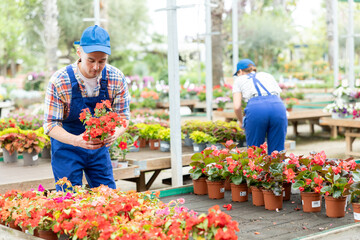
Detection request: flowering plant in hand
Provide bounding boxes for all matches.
[79,100,127,141]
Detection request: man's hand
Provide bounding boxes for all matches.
[103,124,128,147]
[73,134,105,149]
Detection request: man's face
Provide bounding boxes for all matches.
[77,47,108,78]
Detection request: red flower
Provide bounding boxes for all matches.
[299,187,305,192]
[133,140,139,148]
[119,141,127,150]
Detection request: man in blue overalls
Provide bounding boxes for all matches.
[232,59,287,154]
[44,25,130,190]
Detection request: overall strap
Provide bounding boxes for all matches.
[66,65,82,98]
[248,73,271,96]
[99,66,109,99]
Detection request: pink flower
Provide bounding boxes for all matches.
[37,184,45,192]
[177,198,185,204]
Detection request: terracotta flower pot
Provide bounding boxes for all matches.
[9,220,22,231]
[139,138,147,148]
[230,183,248,202]
[324,195,347,218]
[206,179,225,199]
[263,189,283,211]
[282,182,292,201]
[149,139,160,150]
[250,186,264,206]
[301,192,322,213]
[37,229,58,240]
[352,202,360,222]
[224,177,231,191]
[193,178,208,195]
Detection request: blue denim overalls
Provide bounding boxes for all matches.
[51,65,116,191]
[243,73,287,154]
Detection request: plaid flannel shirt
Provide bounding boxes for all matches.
[44,61,130,134]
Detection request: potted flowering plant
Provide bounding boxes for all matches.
[109,133,139,168]
[350,170,360,222]
[142,124,164,150]
[189,131,211,153]
[203,161,227,199]
[79,99,127,141]
[0,128,21,162]
[284,97,299,111]
[323,102,350,119]
[319,158,358,218]
[16,130,47,166]
[214,97,231,110]
[292,151,326,212]
[225,148,250,202]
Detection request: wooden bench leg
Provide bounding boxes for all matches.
[292,121,298,137]
[331,126,338,139]
[146,170,161,190]
[136,172,147,192]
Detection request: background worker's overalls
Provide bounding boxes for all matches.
[243,73,287,154]
[51,65,116,191]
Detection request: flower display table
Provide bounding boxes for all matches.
[124,146,194,191]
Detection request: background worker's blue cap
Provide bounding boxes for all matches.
[74,25,111,55]
[233,59,256,76]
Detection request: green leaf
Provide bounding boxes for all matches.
[333,190,342,198]
[293,180,304,189]
[191,153,203,161]
[231,175,243,185]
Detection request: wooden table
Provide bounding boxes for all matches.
[124,146,194,192]
[213,109,331,137]
[319,117,360,157]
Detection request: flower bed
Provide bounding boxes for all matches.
[0,178,239,239]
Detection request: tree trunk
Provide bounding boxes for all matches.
[211,0,224,87]
[43,0,60,82]
[10,59,16,77]
[326,0,334,70]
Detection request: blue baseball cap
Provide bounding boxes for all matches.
[74,25,111,55]
[233,59,256,76]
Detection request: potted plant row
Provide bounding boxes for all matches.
[189,142,360,219]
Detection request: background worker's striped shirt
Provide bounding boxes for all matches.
[44,61,130,134]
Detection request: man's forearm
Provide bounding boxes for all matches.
[48,125,81,146]
[234,108,243,123]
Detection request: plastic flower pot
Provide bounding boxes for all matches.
[22,152,39,166]
[184,134,194,147]
[193,143,206,153]
[300,192,322,213]
[325,195,347,218]
[263,189,283,211]
[2,148,18,163]
[160,141,170,152]
[352,202,360,222]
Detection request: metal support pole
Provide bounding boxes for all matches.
[94,0,100,25]
[332,0,339,87]
[167,0,183,187]
[232,0,239,73]
[348,0,355,88]
[205,0,213,120]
